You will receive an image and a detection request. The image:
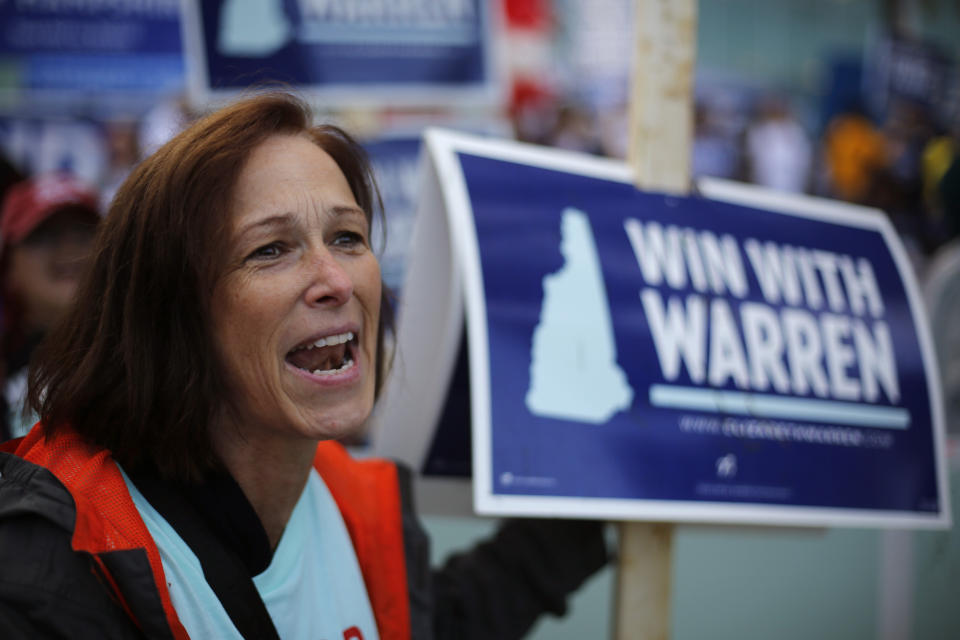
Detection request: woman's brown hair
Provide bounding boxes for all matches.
[28,92,392,483]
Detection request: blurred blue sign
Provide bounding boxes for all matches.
[363,136,423,293]
[865,35,953,120]
[421,131,949,528]
[0,0,184,97]
[182,0,497,106]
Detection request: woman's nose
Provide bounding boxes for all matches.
[304,246,353,307]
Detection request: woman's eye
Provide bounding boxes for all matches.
[332,231,365,248]
[246,243,285,261]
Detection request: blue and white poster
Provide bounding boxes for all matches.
[181,0,500,107]
[363,135,423,293]
[0,0,184,104]
[409,129,949,528]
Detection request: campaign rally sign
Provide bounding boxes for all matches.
[363,135,423,293]
[393,129,949,528]
[181,0,499,107]
[0,0,183,105]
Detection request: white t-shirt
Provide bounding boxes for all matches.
[121,467,380,640]
[4,367,36,439]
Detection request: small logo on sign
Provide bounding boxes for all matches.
[716,454,737,478]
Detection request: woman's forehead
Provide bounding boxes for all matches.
[229,135,359,226]
[238,134,348,190]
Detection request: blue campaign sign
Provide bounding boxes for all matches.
[182,0,499,107]
[417,129,949,528]
[0,1,184,97]
[363,136,423,293]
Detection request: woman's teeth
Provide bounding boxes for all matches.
[287,331,357,374]
[312,355,354,376]
[303,331,354,350]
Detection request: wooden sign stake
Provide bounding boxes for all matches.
[615,1,697,639]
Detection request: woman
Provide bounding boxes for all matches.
[0,93,606,639]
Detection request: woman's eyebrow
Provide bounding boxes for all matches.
[329,204,367,219]
[237,214,295,238]
[237,205,366,239]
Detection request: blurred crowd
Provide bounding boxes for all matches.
[0,95,196,440]
[514,91,960,271]
[0,167,100,440]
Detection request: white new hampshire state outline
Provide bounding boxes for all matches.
[218,0,291,56]
[525,207,634,423]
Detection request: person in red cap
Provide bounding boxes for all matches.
[1,173,100,441]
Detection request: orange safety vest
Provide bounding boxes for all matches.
[4,425,412,640]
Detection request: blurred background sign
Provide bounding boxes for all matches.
[865,34,952,120]
[181,0,502,108]
[363,135,423,294]
[0,0,184,114]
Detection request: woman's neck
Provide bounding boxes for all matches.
[211,422,317,550]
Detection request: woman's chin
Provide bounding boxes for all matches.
[292,404,374,444]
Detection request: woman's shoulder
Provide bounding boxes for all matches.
[0,448,76,530]
[0,452,145,638]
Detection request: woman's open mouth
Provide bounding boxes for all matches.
[285,331,358,376]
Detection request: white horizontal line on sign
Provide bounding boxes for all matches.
[299,24,479,46]
[649,384,911,429]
